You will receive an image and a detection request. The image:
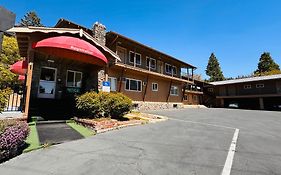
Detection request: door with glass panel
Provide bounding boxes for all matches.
[38,67,57,99]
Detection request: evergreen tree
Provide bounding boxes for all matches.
[19,11,44,27]
[205,53,225,82]
[254,52,280,75]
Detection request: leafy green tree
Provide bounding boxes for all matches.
[206,53,225,82]
[0,35,21,86]
[19,11,44,27]
[254,52,280,75]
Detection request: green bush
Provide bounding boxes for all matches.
[0,88,12,113]
[76,92,132,119]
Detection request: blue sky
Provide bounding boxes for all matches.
[2,0,281,79]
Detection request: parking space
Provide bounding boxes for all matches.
[1,108,281,175]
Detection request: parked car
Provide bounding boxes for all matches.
[228,102,239,109]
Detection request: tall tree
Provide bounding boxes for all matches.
[206,53,225,82]
[254,52,280,75]
[19,11,44,27]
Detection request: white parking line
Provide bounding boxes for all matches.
[167,117,239,175]
[221,128,239,175]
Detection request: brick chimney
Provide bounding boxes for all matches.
[93,22,106,45]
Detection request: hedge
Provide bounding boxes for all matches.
[76,92,132,119]
[0,120,29,163]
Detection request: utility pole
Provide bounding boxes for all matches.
[0,6,16,52]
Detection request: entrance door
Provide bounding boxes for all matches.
[38,67,57,99]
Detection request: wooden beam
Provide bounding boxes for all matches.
[181,83,187,102]
[118,68,125,92]
[166,80,172,102]
[142,74,149,101]
[24,62,33,118]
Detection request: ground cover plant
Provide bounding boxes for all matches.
[0,119,29,163]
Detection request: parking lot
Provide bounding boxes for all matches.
[1,108,281,175]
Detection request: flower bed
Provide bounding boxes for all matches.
[0,119,29,163]
[74,117,145,133]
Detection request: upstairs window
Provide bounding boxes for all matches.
[129,51,141,66]
[165,63,177,75]
[125,78,142,92]
[66,70,82,88]
[244,85,251,89]
[165,63,172,74]
[256,84,264,88]
[170,86,179,96]
[146,57,156,70]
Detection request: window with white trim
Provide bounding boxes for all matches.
[146,57,156,70]
[66,70,82,87]
[129,51,141,65]
[244,84,251,89]
[108,77,117,91]
[125,78,142,92]
[256,84,264,88]
[170,86,178,96]
[165,63,172,74]
[152,83,158,91]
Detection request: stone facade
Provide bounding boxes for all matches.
[132,101,184,111]
[93,22,106,46]
[97,70,105,91]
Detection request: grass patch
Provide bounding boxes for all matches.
[24,122,41,152]
[66,120,95,137]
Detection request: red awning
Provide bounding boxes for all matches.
[10,60,27,75]
[32,36,108,66]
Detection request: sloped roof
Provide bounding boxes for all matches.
[211,74,281,85]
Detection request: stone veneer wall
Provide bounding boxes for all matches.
[97,70,105,91]
[132,101,184,111]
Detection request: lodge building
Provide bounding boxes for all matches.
[8,18,202,119]
[205,74,281,111]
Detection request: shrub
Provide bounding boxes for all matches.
[0,120,29,163]
[76,92,132,119]
[0,88,12,113]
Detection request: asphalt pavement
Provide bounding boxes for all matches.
[1,108,281,175]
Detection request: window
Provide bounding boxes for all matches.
[172,66,177,75]
[152,83,158,91]
[208,88,214,92]
[66,70,82,87]
[256,84,264,88]
[165,63,172,74]
[184,95,188,101]
[244,85,251,89]
[193,95,198,101]
[129,51,141,65]
[146,57,156,70]
[165,63,177,75]
[108,77,117,91]
[125,78,142,92]
[170,86,178,96]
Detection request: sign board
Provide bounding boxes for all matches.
[66,87,81,94]
[102,81,111,92]
[0,6,16,52]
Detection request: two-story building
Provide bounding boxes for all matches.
[205,74,281,110]
[8,18,199,119]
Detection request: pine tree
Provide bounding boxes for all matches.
[254,52,280,75]
[19,11,44,27]
[206,53,225,82]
